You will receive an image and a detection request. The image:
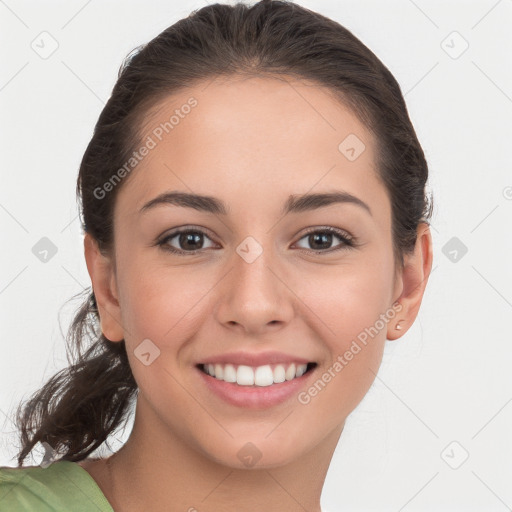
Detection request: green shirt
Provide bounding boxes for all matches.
[0,460,113,511]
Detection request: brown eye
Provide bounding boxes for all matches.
[158,229,216,254]
[295,228,354,253]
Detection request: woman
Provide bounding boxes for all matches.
[0,0,433,510]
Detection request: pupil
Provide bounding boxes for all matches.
[181,232,202,250]
[310,232,331,250]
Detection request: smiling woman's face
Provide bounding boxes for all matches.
[89,75,408,468]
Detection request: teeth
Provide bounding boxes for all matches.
[296,364,306,377]
[254,365,274,387]
[285,363,296,381]
[224,364,237,383]
[202,362,311,386]
[237,365,255,386]
[273,365,286,383]
[214,364,224,380]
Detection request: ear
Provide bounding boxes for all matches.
[84,233,124,342]
[387,223,433,340]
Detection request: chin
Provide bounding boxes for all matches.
[197,432,312,470]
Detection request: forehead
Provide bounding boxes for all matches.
[117,75,387,218]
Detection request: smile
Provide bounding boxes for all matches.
[199,362,317,386]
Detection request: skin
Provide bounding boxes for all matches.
[81,75,433,511]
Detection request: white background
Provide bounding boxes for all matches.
[1,1,511,511]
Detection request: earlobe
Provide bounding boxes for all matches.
[83,233,125,342]
[387,223,433,341]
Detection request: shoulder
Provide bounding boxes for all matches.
[0,460,113,512]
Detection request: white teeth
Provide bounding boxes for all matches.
[273,364,286,383]
[237,365,254,386]
[296,364,307,377]
[223,364,237,383]
[214,364,224,380]
[254,365,274,387]
[285,363,296,381]
[202,362,313,386]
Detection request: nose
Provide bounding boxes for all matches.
[214,237,295,335]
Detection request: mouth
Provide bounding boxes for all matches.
[196,362,318,387]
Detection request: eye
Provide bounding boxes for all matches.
[294,227,355,253]
[156,225,356,256]
[157,228,217,254]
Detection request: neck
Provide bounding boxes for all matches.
[108,393,343,512]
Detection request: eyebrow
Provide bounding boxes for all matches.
[139,190,372,217]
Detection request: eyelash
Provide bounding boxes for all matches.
[156,226,356,256]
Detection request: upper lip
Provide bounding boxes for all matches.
[198,351,314,367]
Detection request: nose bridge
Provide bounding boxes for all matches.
[237,236,275,293]
[215,231,293,331]
[233,233,280,301]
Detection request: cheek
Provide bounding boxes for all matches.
[115,244,224,351]
[114,260,214,393]
[299,253,394,344]
[293,255,394,412]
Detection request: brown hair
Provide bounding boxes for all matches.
[14,0,432,466]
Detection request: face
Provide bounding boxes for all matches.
[98,75,405,468]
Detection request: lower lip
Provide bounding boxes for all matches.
[196,365,316,409]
